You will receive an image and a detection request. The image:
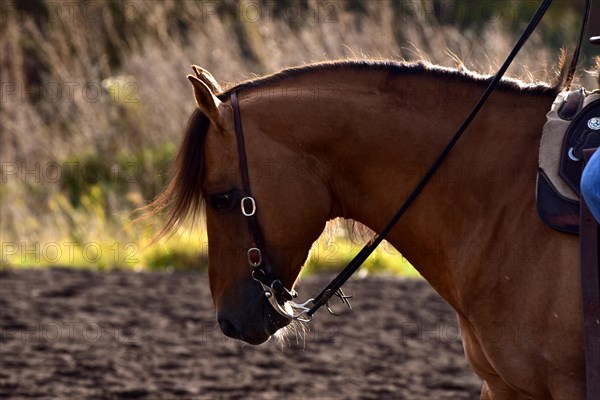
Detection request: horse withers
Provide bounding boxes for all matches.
[150,61,584,399]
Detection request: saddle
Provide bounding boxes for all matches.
[537,89,600,234]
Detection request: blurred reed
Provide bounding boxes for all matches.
[0,0,596,271]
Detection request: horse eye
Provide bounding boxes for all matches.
[209,191,235,212]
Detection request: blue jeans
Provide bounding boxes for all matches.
[581,149,600,223]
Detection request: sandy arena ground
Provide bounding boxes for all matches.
[1,268,481,399]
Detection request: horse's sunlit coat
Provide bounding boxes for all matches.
[151,60,583,399]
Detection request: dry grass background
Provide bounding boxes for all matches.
[1,0,597,270]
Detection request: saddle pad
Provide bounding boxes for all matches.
[537,89,600,233]
[560,98,600,194]
[539,90,598,201]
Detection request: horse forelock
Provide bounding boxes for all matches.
[144,109,210,238]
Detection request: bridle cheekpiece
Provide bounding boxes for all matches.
[230,91,317,322]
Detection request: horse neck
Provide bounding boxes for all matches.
[245,70,562,308]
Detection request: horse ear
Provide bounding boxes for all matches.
[187,75,222,127]
[191,65,222,94]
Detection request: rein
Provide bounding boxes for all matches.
[228,0,591,322]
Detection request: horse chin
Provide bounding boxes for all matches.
[260,302,292,341]
[217,296,291,345]
[241,304,291,345]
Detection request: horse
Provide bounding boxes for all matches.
[149,60,584,399]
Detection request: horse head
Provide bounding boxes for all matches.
[174,67,334,344]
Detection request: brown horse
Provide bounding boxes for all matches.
[151,60,583,399]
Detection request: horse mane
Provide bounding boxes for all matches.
[147,59,563,238]
[141,109,210,238]
[218,59,561,100]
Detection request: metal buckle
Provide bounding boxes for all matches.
[241,196,256,216]
[325,288,353,316]
[247,247,262,267]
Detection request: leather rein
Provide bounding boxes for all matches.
[228,0,591,322]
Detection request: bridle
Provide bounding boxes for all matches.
[231,91,353,321]
[231,91,316,322]
[227,0,590,323]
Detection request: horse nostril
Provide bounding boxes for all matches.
[218,319,242,340]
